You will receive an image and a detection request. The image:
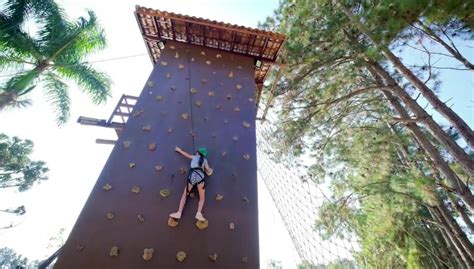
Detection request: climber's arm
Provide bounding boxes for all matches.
[175,146,193,160]
[204,162,213,176]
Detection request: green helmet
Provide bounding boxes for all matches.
[198,147,208,157]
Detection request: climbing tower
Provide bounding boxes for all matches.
[54,6,285,269]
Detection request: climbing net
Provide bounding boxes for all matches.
[256,110,360,267]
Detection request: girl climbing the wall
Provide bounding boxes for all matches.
[170,146,213,222]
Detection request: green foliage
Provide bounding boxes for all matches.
[0,132,48,191]
[0,247,39,268]
[0,0,111,124]
[262,0,469,268]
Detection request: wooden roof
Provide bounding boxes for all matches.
[134,6,285,93]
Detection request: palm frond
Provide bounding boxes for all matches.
[3,69,40,95]
[0,97,32,110]
[0,0,32,27]
[29,0,68,48]
[0,55,26,72]
[42,72,70,125]
[55,63,111,104]
[47,10,106,63]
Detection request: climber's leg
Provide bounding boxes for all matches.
[170,184,192,219]
[195,182,206,221]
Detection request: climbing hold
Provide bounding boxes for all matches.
[106,212,114,220]
[232,136,239,141]
[220,82,224,86]
[179,167,187,174]
[142,125,151,132]
[76,245,84,252]
[191,57,195,62]
[213,71,216,74]
[201,78,208,84]
[208,91,215,96]
[216,194,224,201]
[242,257,248,263]
[226,94,232,100]
[155,165,163,172]
[138,214,145,223]
[237,65,243,70]
[175,52,180,58]
[123,140,131,149]
[200,51,206,55]
[169,45,176,49]
[242,121,251,128]
[208,253,218,262]
[147,81,154,87]
[216,104,222,110]
[229,223,235,230]
[168,217,179,227]
[166,73,171,79]
[176,251,186,262]
[224,119,229,124]
[103,184,113,191]
[190,131,196,137]
[143,248,154,261]
[221,151,227,157]
[196,219,209,230]
[132,109,144,117]
[171,86,177,91]
[178,64,184,69]
[195,100,202,108]
[242,196,250,203]
[109,246,119,257]
[148,143,156,151]
[155,95,163,101]
[228,71,234,78]
[243,154,250,160]
[234,107,240,112]
[190,88,197,94]
[131,186,141,194]
[206,60,211,65]
[128,162,136,168]
[248,98,254,102]
[216,54,222,58]
[160,61,168,66]
[189,193,195,198]
[236,84,242,90]
[181,113,189,120]
[160,189,171,198]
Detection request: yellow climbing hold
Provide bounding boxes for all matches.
[132,109,144,117]
[160,189,171,198]
[181,113,189,120]
[146,81,154,87]
[195,100,202,108]
[166,73,171,79]
[143,248,154,261]
[196,219,209,230]
[200,51,206,55]
[242,121,251,128]
[208,91,215,96]
[216,54,222,58]
[234,107,240,112]
[138,214,145,223]
[175,52,180,58]
[160,61,168,66]
[229,223,235,230]
[169,45,176,49]
[106,212,114,220]
[243,154,250,160]
[142,125,151,131]
[208,253,218,262]
[201,78,208,84]
[232,136,239,141]
[216,194,224,201]
[123,140,131,149]
[148,143,156,151]
[103,184,112,191]
[176,251,186,262]
[206,60,211,65]
[154,165,163,172]
[190,88,197,94]
[228,71,234,78]
[155,95,163,101]
[128,162,136,168]
[131,186,141,194]
[168,217,179,227]
[236,84,242,90]
[178,64,184,69]
[109,246,119,257]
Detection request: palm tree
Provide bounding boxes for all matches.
[0,0,111,124]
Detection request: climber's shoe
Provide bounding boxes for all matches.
[195,212,206,222]
[169,212,182,219]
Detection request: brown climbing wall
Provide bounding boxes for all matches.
[54,40,259,268]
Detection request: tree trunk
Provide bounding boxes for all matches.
[429,209,468,269]
[339,4,474,147]
[429,207,473,268]
[367,64,474,212]
[448,195,474,234]
[424,222,458,269]
[416,21,474,71]
[435,201,474,260]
